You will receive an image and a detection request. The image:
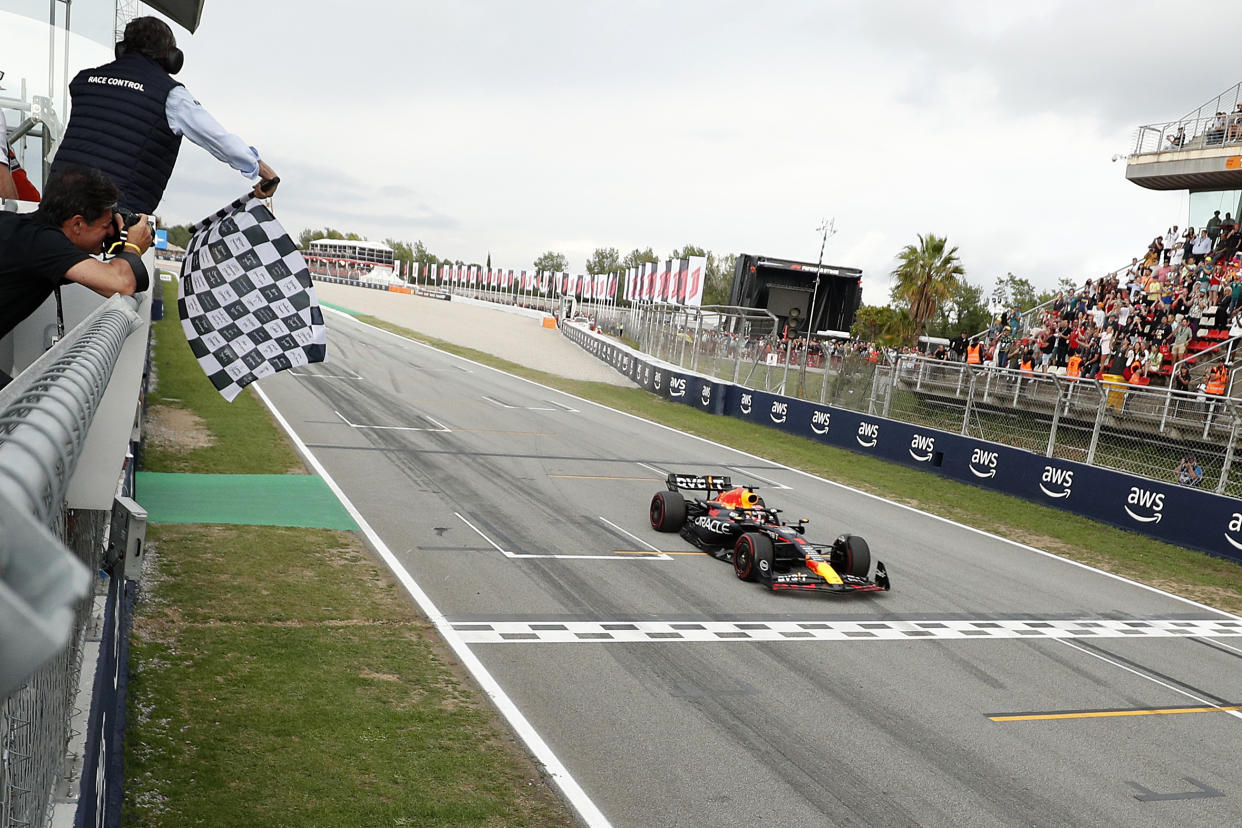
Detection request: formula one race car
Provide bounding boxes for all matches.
[649,472,890,594]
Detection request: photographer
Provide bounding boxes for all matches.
[0,165,151,342]
[49,16,277,215]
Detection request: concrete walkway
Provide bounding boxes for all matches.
[312,281,634,387]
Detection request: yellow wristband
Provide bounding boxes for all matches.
[124,242,143,255]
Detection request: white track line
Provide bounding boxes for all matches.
[596,516,672,559]
[334,410,451,433]
[455,512,666,561]
[258,386,612,827]
[320,306,1242,622]
[1053,638,1242,722]
[725,465,792,490]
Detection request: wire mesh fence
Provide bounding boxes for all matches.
[620,305,1242,498]
[1,508,103,828]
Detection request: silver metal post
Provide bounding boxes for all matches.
[1086,380,1107,465]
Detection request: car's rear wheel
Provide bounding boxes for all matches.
[735,532,774,582]
[836,534,871,578]
[650,491,686,532]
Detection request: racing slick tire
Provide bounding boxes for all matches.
[734,532,774,583]
[835,534,871,578]
[650,491,687,532]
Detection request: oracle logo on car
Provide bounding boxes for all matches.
[909,433,935,462]
[969,448,998,478]
[770,401,788,424]
[811,409,831,436]
[669,377,687,398]
[700,384,712,407]
[856,421,878,448]
[1124,486,1164,524]
[1039,465,1074,499]
[740,393,753,415]
[1226,513,1242,551]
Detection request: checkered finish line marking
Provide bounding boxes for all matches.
[451,618,1242,644]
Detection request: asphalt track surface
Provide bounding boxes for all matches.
[261,303,1242,828]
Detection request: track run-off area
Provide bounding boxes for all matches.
[259,305,1242,828]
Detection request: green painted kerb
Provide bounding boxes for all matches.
[320,301,362,316]
[136,473,359,529]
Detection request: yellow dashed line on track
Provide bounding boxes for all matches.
[548,475,661,481]
[990,704,1242,722]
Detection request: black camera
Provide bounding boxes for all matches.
[103,208,141,254]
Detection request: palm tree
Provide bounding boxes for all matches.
[890,234,964,346]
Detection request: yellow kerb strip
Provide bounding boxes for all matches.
[990,705,1242,722]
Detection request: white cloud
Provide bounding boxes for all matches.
[4,0,1230,304]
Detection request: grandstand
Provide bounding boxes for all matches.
[958,83,1242,398]
[304,238,398,284]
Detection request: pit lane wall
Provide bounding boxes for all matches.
[561,323,1242,564]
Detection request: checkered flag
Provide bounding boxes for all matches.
[178,192,327,401]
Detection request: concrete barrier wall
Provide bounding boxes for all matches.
[561,323,1242,563]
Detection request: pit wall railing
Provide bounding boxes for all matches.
[560,322,1242,563]
[0,292,151,828]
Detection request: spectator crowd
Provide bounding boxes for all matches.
[944,212,1242,398]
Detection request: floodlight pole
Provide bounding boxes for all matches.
[799,218,836,397]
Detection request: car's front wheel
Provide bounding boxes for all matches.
[735,532,774,582]
[833,534,871,578]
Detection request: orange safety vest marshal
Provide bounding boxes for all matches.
[1207,368,1228,395]
[967,343,982,365]
[1066,355,1082,379]
[1020,359,1034,375]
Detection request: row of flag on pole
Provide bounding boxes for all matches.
[388,256,708,306]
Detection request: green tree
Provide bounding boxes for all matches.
[990,272,1038,311]
[164,223,192,250]
[534,251,568,272]
[297,227,364,248]
[927,277,990,339]
[585,246,620,275]
[851,304,908,345]
[622,247,658,269]
[889,234,964,345]
[704,253,735,306]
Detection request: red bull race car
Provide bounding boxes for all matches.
[649,472,890,594]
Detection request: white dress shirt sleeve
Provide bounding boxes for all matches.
[165,85,261,178]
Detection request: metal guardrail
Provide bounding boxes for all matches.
[1131,82,1242,156]
[620,302,1242,496]
[1,293,143,828]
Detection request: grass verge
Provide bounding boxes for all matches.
[354,312,1242,616]
[125,278,575,826]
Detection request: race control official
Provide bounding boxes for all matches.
[49,15,278,215]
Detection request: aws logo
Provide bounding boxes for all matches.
[909,434,935,462]
[969,448,998,478]
[653,371,664,392]
[811,410,832,436]
[740,393,753,415]
[1124,487,1164,524]
[700,384,712,407]
[856,421,878,448]
[770,401,788,424]
[1039,466,1074,499]
[669,377,687,398]
[1226,514,1242,551]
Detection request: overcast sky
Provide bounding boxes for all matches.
[5,1,1241,305]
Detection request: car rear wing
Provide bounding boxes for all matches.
[665,472,733,498]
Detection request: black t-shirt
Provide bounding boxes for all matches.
[0,211,90,339]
